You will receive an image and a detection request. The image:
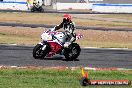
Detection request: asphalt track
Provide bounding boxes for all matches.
[0,22,132,32]
[1,9,132,14]
[0,45,132,69]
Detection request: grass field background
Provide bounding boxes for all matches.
[0,12,132,48]
[0,12,132,28]
[0,68,131,88]
[0,26,132,48]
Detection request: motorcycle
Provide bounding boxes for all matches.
[31,3,44,12]
[31,6,44,12]
[33,29,83,60]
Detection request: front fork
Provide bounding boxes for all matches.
[38,41,48,51]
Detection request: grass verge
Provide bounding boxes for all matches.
[0,13,132,48]
[0,68,131,88]
[1,26,132,48]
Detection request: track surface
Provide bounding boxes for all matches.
[0,45,132,69]
[0,22,132,32]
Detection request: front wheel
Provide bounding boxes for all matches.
[33,44,49,59]
[64,43,81,61]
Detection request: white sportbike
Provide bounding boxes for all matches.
[33,29,83,60]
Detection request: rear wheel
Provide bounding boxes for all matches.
[64,43,81,61]
[31,7,36,12]
[33,44,49,59]
[38,7,44,12]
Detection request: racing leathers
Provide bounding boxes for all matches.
[54,19,76,47]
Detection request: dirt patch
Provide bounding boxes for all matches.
[0,12,132,28]
[0,26,132,48]
[77,29,132,43]
[0,26,44,37]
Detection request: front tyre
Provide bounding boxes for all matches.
[33,44,49,59]
[33,44,43,59]
[64,43,81,61]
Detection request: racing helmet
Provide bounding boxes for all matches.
[63,14,72,22]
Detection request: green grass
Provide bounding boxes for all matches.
[0,68,131,88]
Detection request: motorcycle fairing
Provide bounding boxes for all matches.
[47,41,62,57]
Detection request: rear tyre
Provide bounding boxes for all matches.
[64,43,81,61]
[39,7,44,12]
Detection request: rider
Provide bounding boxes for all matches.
[52,14,76,47]
[33,0,40,8]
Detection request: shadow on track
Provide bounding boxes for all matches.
[35,56,80,61]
